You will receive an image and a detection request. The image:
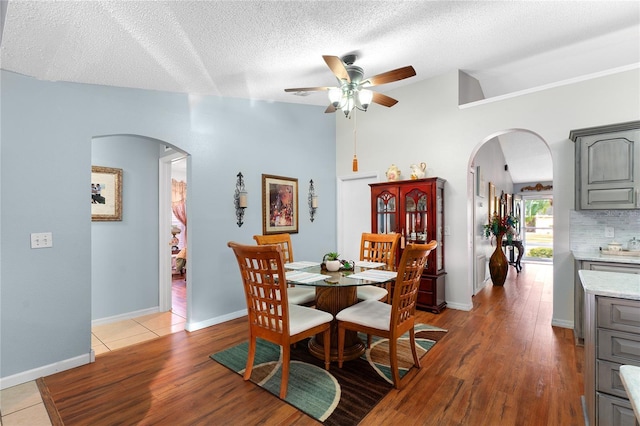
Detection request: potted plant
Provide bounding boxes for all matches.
[323,252,342,272]
[483,213,518,286]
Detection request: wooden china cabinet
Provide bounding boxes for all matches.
[369,177,446,313]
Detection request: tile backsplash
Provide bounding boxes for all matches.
[570,210,640,251]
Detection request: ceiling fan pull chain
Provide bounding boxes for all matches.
[352,109,358,172]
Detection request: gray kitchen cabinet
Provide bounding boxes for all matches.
[570,121,640,210]
[586,296,640,426]
[574,260,640,345]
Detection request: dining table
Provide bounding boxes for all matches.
[284,261,397,362]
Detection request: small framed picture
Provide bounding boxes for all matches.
[488,182,496,217]
[262,174,298,234]
[91,166,123,221]
[476,166,485,198]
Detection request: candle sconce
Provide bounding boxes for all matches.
[234,172,247,227]
[308,179,318,222]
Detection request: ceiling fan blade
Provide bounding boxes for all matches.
[325,104,337,113]
[284,86,332,93]
[372,92,398,107]
[363,66,416,87]
[323,55,350,83]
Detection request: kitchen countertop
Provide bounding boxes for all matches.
[572,250,640,265]
[620,365,640,422]
[578,270,640,300]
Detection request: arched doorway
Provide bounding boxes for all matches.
[91,135,190,328]
[468,129,553,295]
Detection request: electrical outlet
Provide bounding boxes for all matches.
[31,232,53,248]
[444,226,451,236]
[604,226,614,238]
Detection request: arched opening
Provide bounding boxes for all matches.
[468,129,553,295]
[90,134,190,353]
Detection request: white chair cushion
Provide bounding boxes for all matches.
[336,299,391,331]
[287,286,316,305]
[356,285,388,301]
[288,303,333,336]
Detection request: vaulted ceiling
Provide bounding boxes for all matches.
[2,1,638,183]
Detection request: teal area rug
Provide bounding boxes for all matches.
[211,323,447,425]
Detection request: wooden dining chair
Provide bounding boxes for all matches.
[253,233,294,263]
[227,242,333,399]
[253,233,316,306]
[336,241,437,389]
[357,232,401,303]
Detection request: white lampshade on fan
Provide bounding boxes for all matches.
[327,88,374,117]
[328,88,342,107]
[358,89,373,110]
[342,93,355,117]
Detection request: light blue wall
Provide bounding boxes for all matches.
[91,135,162,319]
[0,70,336,383]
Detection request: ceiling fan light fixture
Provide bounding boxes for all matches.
[328,87,342,107]
[342,92,355,117]
[358,89,373,111]
[286,55,415,118]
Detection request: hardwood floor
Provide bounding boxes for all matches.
[41,263,584,425]
[171,273,186,318]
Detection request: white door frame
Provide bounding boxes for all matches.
[159,152,186,312]
[336,171,378,260]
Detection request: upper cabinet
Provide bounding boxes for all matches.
[570,121,640,210]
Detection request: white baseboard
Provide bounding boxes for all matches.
[0,353,92,390]
[186,308,247,332]
[551,318,573,329]
[445,301,473,311]
[92,307,160,327]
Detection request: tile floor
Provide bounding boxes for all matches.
[0,311,186,425]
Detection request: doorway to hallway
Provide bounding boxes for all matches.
[522,195,553,262]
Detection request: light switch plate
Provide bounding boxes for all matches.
[31,232,53,248]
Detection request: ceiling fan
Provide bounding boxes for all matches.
[284,54,416,118]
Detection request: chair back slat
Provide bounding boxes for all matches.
[390,241,437,329]
[253,233,294,264]
[229,242,289,338]
[360,233,400,268]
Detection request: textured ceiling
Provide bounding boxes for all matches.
[1,1,639,183]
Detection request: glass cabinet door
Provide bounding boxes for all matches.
[375,190,397,234]
[436,186,444,271]
[404,188,428,242]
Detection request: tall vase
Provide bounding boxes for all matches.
[489,232,508,286]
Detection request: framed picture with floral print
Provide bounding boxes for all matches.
[262,174,298,234]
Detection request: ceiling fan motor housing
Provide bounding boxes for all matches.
[346,66,364,85]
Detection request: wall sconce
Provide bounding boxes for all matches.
[308,179,318,222]
[234,172,247,227]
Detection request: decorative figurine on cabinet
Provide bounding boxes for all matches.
[386,164,401,181]
[410,162,427,179]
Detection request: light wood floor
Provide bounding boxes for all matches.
[41,263,584,425]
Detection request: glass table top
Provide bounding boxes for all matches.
[285,264,397,288]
